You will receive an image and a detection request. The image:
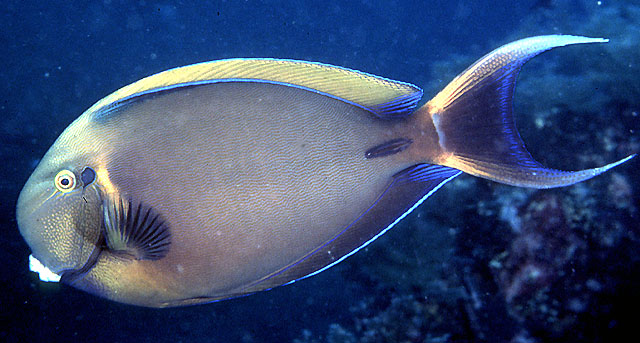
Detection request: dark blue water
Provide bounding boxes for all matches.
[2,1,639,342]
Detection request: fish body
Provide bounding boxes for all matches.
[16,36,633,307]
[72,82,432,304]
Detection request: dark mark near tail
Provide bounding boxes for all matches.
[365,138,413,159]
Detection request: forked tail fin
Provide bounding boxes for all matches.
[425,35,634,188]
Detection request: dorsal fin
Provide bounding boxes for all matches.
[87,58,423,119]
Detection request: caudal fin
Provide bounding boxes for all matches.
[425,35,634,188]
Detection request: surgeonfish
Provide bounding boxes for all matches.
[16,35,634,307]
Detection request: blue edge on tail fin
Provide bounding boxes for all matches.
[433,35,635,188]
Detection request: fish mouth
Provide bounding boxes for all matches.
[29,244,101,284]
[29,255,62,282]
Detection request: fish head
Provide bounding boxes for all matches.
[16,112,180,307]
[16,122,104,282]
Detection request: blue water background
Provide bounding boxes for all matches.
[1,1,638,342]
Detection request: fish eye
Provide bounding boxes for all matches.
[54,170,76,193]
[81,167,96,186]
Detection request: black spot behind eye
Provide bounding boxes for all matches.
[81,167,96,186]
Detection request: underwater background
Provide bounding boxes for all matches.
[1,1,638,342]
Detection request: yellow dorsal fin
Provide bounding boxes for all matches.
[86,58,423,118]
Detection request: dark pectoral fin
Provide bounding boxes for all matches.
[235,164,461,294]
[102,193,171,260]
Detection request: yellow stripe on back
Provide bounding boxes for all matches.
[85,58,422,117]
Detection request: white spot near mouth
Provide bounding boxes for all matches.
[29,255,61,282]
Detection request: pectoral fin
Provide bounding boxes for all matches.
[102,193,171,260]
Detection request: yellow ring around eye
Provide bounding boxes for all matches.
[54,170,76,193]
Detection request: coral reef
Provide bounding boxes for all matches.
[293,288,469,343]
[491,192,586,306]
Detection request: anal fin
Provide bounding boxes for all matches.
[235,164,461,294]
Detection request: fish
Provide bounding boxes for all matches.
[16,35,634,308]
